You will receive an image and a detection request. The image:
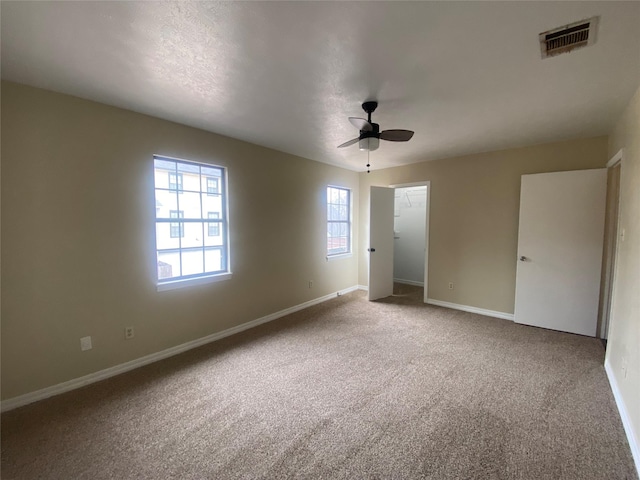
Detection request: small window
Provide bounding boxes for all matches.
[169,172,183,192]
[207,177,219,195]
[327,186,351,256]
[154,156,229,287]
[207,212,220,236]
[170,210,184,238]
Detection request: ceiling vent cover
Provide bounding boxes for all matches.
[539,17,599,59]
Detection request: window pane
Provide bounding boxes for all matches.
[156,223,180,250]
[201,194,222,217]
[328,204,339,221]
[339,189,348,204]
[329,188,340,204]
[339,205,348,221]
[205,222,224,246]
[155,190,178,218]
[204,248,223,272]
[181,249,204,276]
[157,251,181,279]
[206,212,221,238]
[176,162,199,192]
[182,222,205,248]
[176,162,199,174]
[201,166,220,178]
[180,191,202,219]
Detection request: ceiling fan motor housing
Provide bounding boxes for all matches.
[359,137,380,151]
[359,122,380,151]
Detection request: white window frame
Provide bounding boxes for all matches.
[326,185,352,259]
[154,155,232,291]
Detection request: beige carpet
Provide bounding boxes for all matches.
[1,285,637,479]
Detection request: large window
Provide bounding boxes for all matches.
[154,156,229,287]
[327,186,351,256]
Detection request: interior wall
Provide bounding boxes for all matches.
[358,136,608,314]
[606,83,640,463]
[393,186,426,285]
[1,81,359,400]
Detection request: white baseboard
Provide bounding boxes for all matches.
[605,360,640,475]
[358,285,369,291]
[394,278,424,287]
[426,298,514,321]
[1,285,360,413]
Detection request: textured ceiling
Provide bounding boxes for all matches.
[2,1,639,171]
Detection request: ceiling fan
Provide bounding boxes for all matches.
[337,101,414,152]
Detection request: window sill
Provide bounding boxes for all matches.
[326,253,352,262]
[157,272,232,292]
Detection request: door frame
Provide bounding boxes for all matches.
[389,181,431,303]
[600,148,624,340]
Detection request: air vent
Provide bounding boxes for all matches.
[539,17,599,59]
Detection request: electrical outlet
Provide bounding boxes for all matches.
[125,326,135,339]
[309,280,313,289]
[80,336,92,351]
[448,282,454,290]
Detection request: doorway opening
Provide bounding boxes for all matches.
[598,154,623,348]
[391,183,430,302]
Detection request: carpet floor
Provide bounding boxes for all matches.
[1,285,637,479]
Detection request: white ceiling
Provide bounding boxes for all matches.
[2,1,639,171]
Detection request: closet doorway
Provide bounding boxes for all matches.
[391,182,430,301]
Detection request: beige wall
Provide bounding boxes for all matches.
[607,83,640,458]
[1,81,359,400]
[358,137,608,314]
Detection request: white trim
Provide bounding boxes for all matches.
[601,153,624,340]
[358,284,369,291]
[1,285,360,412]
[388,181,431,301]
[607,148,624,168]
[605,360,640,475]
[389,181,430,188]
[423,182,431,301]
[394,278,424,287]
[326,253,352,261]
[157,272,232,292]
[426,298,514,321]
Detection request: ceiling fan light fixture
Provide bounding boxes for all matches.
[359,137,379,151]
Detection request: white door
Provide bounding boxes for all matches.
[369,186,395,301]
[514,169,607,336]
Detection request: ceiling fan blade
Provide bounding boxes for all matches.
[349,117,373,132]
[380,129,414,142]
[337,137,360,148]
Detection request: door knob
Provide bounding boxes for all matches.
[519,256,528,262]
[368,248,376,252]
